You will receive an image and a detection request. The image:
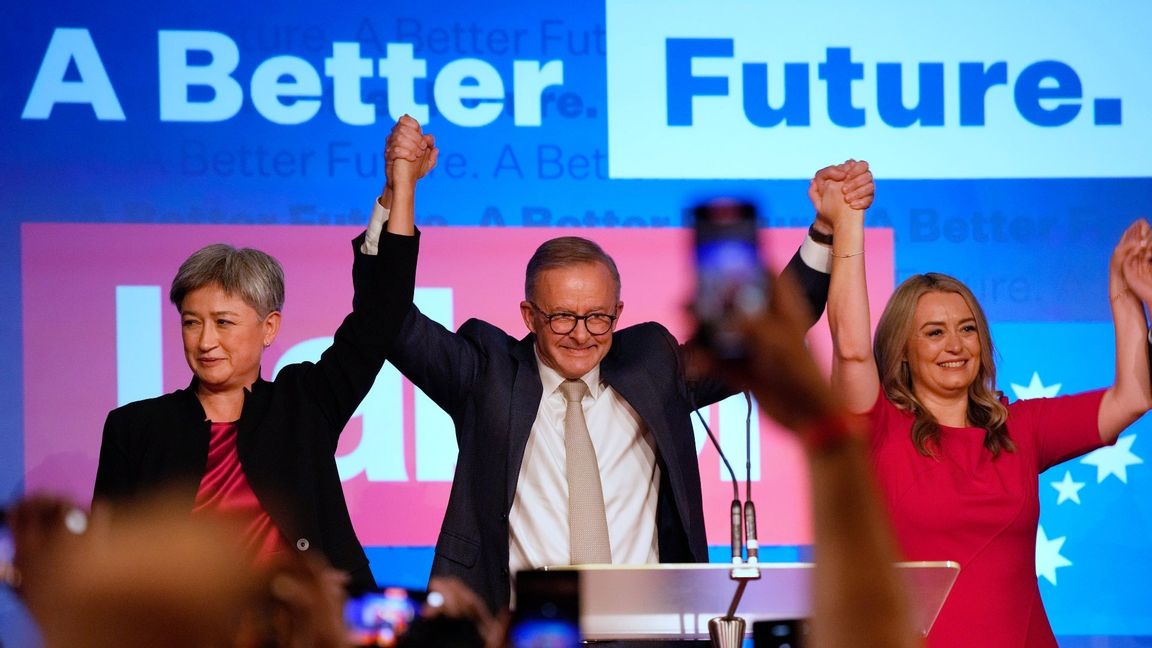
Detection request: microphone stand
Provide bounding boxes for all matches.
[698,392,762,648]
[708,559,761,648]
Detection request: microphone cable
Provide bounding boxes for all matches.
[689,389,743,564]
[743,391,759,563]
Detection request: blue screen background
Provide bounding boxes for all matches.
[3,2,1150,644]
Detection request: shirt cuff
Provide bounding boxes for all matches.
[799,235,832,274]
[361,196,391,256]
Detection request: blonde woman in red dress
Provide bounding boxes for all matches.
[820,162,1152,647]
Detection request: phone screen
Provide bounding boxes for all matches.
[693,199,768,359]
[511,570,581,648]
[344,586,425,648]
[753,618,808,648]
[0,511,13,587]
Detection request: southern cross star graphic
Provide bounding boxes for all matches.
[1051,470,1086,505]
[1081,434,1144,484]
[1036,525,1073,586]
[1011,372,1062,400]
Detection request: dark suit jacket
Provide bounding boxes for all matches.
[387,247,829,611]
[93,231,419,593]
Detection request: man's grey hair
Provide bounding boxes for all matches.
[524,236,621,302]
[170,244,285,316]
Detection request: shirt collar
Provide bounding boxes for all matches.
[534,348,604,400]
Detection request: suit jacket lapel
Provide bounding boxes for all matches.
[602,349,700,553]
[506,335,544,509]
[600,349,684,493]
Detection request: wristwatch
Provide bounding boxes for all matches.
[807,223,834,245]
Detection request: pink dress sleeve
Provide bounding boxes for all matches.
[865,389,909,448]
[1008,388,1109,471]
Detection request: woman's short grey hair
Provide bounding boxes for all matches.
[170,244,285,317]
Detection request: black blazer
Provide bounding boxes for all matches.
[93,231,420,593]
[387,247,829,611]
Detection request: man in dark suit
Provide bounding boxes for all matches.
[380,117,875,611]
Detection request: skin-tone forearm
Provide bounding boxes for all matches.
[743,363,918,648]
[1099,222,1152,442]
[807,436,921,648]
[385,181,415,236]
[734,276,919,648]
[824,176,880,414]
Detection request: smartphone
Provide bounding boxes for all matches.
[510,570,581,648]
[344,586,425,648]
[753,618,808,648]
[0,509,13,587]
[693,199,769,360]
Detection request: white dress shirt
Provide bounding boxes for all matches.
[508,356,661,577]
[365,193,834,587]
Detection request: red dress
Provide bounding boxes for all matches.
[867,390,1106,647]
[193,421,289,562]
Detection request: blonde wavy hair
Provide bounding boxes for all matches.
[873,273,1012,457]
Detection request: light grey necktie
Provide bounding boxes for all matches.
[559,379,612,564]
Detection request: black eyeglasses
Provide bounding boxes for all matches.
[529,302,618,335]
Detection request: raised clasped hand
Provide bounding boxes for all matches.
[810,159,873,233]
[386,114,439,190]
[1118,218,1152,304]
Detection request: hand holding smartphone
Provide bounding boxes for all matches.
[344,586,425,647]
